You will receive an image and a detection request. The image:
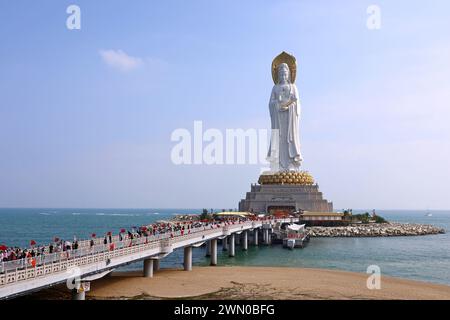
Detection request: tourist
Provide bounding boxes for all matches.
[65,240,71,251]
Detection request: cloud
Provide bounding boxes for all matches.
[99,49,144,72]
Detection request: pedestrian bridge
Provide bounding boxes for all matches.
[0,217,298,300]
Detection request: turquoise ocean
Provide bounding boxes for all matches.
[0,209,448,285]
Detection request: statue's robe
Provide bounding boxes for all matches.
[267,83,303,171]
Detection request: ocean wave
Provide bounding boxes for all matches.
[39,213,51,216]
[95,213,141,217]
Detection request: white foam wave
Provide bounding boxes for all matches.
[95,213,140,217]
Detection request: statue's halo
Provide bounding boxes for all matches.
[271,51,297,84]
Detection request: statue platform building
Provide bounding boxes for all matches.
[238,172,333,214]
[238,52,333,214]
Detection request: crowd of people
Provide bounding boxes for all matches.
[1,215,273,271]
[0,238,80,265]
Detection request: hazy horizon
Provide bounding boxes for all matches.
[1,207,449,212]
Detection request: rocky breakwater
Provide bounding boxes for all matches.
[307,223,445,237]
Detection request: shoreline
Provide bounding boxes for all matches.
[27,266,450,300]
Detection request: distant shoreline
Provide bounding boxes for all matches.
[26,266,450,300]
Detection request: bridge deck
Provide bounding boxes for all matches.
[0,217,297,299]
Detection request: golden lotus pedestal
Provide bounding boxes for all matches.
[258,171,315,186]
[238,171,333,214]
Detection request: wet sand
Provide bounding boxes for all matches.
[81,266,450,300]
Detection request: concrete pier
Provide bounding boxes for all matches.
[264,229,270,245]
[222,236,228,251]
[242,231,248,251]
[229,234,235,257]
[184,246,192,271]
[254,229,259,246]
[71,289,85,301]
[143,258,154,278]
[154,259,160,271]
[205,240,211,257]
[210,239,217,266]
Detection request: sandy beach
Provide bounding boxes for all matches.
[33,266,447,300]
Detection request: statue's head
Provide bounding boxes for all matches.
[277,63,290,84]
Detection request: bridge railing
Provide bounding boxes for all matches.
[0,222,231,275]
[0,218,297,288]
[0,223,227,286]
[0,237,164,287]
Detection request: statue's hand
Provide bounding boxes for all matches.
[279,100,293,111]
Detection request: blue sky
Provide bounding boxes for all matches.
[1,0,450,209]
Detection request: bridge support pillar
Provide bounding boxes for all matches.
[153,259,160,271]
[205,240,211,257]
[71,289,85,301]
[254,229,259,246]
[242,231,248,251]
[264,229,270,245]
[143,258,154,278]
[210,239,217,266]
[184,246,192,271]
[229,234,235,257]
[222,236,228,251]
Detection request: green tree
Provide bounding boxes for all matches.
[200,209,208,221]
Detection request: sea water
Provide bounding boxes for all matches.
[0,209,448,285]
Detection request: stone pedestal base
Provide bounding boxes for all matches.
[239,183,333,213]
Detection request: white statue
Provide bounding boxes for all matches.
[267,52,303,172]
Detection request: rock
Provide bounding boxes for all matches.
[306,223,445,238]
